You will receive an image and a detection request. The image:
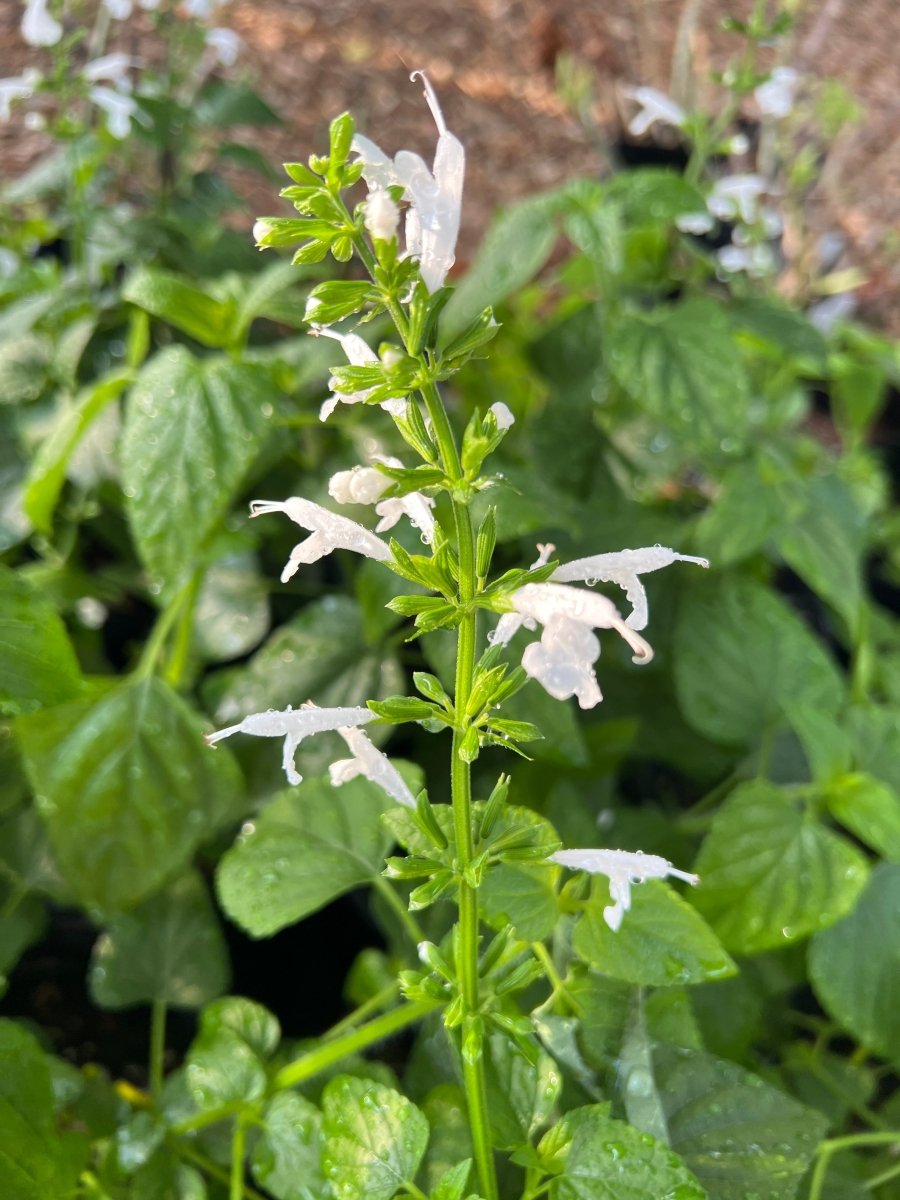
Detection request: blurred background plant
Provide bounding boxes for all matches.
[1,1,900,1198]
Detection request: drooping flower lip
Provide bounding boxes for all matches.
[550,847,699,932]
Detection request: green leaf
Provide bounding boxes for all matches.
[772,474,866,632]
[0,1020,88,1199]
[89,871,230,1009]
[674,575,843,746]
[824,772,900,860]
[185,1028,266,1111]
[602,168,708,225]
[846,704,900,793]
[121,347,272,589]
[123,269,238,349]
[692,780,869,953]
[17,676,243,912]
[193,553,270,663]
[419,1085,473,1194]
[651,1045,827,1200]
[322,1075,429,1200]
[206,596,403,744]
[251,1092,326,1200]
[693,459,787,566]
[200,997,280,1060]
[0,566,83,716]
[573,878,736,986]
[0,892,46,982]
[196,80,281,127]
[809,863,900,1059]
[541,1105,706,1200]
[480,854,559,941]
[484,1033,560,1150]
[217,775,395,937]
[606,297,751,445]
[731,296,828,370]
[440,190,564,344]
[23,369,131,534]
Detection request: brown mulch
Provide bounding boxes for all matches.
[2,0,899,332]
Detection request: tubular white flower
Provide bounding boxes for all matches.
[205,27,241,67]
[489,401,515,430]
[550,847,699,932]
[622,86,686,137]
[329,726,417,808]
[492,582,653,710]
[0,71,40,122]
[329,458,436,543]
[708,174,768,224]
[755,67,799,120]
[83,54,134,86]
[310,326,407,421]
[206,703,374,787]
[363,189,400,241]
[90,85,137,139]
[102,0,132,17]
[21,0,62,46]
[552,545,709,630]
[351,71,465,292]
[249,497,392,582]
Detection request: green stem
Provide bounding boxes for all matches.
[164,572,201,688]
[372,874,428,947]
[179,1146,268,1200]
[808,1132,900,1200]
[230,1119,246,1200]
[532,942,583,1016]
[323,981,399,1041]
[134,574,197,681]
[273,998,438,1090]
[149,998,166,1099]
[865,1158,900,1191]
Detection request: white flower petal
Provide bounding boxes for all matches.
[623,85,686,136]
[21,0,62,46]
[364,189,400,241]
[550,847,699,931]
[205,703,374,786]
[489,401,515,430]
[552,545,708,630]
[0,74,39,122]
[330,726,416,808]
[89,85,137,139]
[83,54,133,85]
[249,497,392,582]
[205,27,241,67]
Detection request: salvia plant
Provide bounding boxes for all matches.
[3,27,900,1200]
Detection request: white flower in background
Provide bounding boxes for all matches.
[309,326,407,421]
[725,132,750,156]
[329,726,417,808]
[102,0,132,17]
[552,545,708,630]
[206,703,374,787]
[550,847,699,932]
[363,189,401,241]
[23,109,44,130]
[182,0,226,15]
[329,457,436,543]
[489,401,515,430]
[675,210,715,236]
[0,247,20,276]
[205,27,241,67]
[491,582,653,710]
[716,242,776,277]
[249,497,392,582]
[0,69,41,122]
[90,84,137,138]
[755,67,799,120]
[352,70,465,292]
[21,0,62,47]
[708,174,768,224]
[622,85,686,137]
[83,53,133,86]
[807,292,856,334]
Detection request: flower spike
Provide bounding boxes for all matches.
[551,847,699,932]
[249,497,392,582]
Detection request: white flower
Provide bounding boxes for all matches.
[328,457,436,543]
[90,85,137,138]
[550,847,699,932]
[310,326,407,421]
[491,582,653,710]
[755,67,799,120]
[363,189,401,242]
[206,703,374,787]
[489,401,515,430]
[352,71,464,292]
[329,726,416,808]
[807,292,856,334]
[21,0,62,46]
[716,242,776,277]
[182,0,226,16]
[0,70,41,122]
[708,174,768,224]
[205,27,241,67]
[102,0,132,17]
[552,545,708,631]
[83,53,133,86]
[622,86,686,137]
[675,211,715,235]
[249,496,392,582]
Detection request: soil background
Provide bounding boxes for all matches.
[2,0,899,331]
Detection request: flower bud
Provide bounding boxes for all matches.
[363,189,400,241]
